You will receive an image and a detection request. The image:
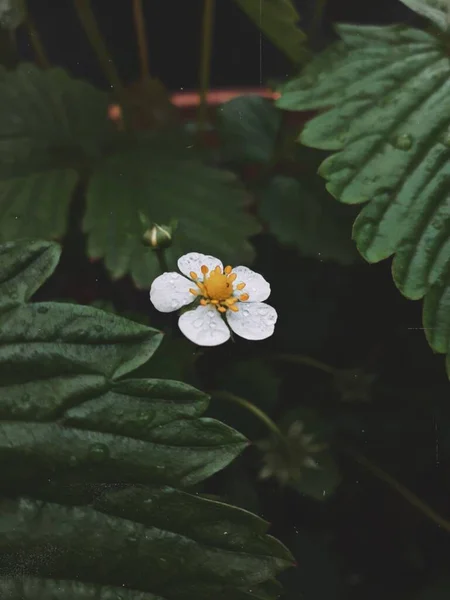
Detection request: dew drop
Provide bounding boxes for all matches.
[257,307,269,316]
[193,318,204,328]
[88,443,110,461]
[210,322,216,328]
[243,310,250,317]
[37,305,49,314]
[171,299,179,308]
[208,311,215,318]
[392,133,412,150]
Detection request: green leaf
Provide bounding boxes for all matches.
[0,490,292,599]
[0,63,113,242]
[85,134,260,288]
[259,175,360,265]
[0,239,61,309]
[233,0,307,64]
[399,0,450,32]
[217,96,282,164]
[0,239,293,597]
[276,24,450,377]
[0,0,24,30]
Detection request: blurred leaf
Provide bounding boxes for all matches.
[259,175,360,265]
[0,239,293,597]
[399,0,450,31]
[233,0,307,64]
[85,133,261,288]
[133,335,200,382]
[0,0,24,30]
[0,64,114,243]
[277,24,450,378]
[217,96,282,164]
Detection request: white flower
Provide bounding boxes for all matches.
[149,252,277,346]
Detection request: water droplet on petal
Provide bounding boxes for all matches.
[243,310,250,317]
[193,318,204,328]
[391,133,412,150]
[210,322,216,328]
[208,311,215,318]
[171,299,178,308]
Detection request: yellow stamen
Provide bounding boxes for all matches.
[190,271,198,280]
[201,265,209,275]
[200,299,208,306]
[228,304,239,312]
[211,299,219,304]
[240,293,249,301]
[225,297,238,305]
[189,288,198,295]
[224,265,232,274]
[218,306,227,313]
[215,265,221,274]
[228,273,237,283]
[236,282,246,290]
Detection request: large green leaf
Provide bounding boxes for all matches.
[399,0,450,32]
[217,96,282,164]
[0,239,292,598]
[85,134,260,288]
[233,0,307,64]
[0,63,113,242]
[277,24,450,376]
[259,175,360,265]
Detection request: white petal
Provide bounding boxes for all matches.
[178,305,230,346]
[177,252,223,281]
[226,302,277,341]
[149,272,195,313]
[232,266,271,302]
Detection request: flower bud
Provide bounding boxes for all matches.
[142,224,173,249]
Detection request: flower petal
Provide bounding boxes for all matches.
[226,302,277,341]
[232,266,271,302]
[178,252,223,281]
[178,304,230,346]
[149,272,195,313]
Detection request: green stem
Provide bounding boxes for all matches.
[73,0,125,101]
[24,11,49,68]
[198,0,214,131]
[155,249,169,275]
[212,390,284,441]
[132,0,150,81]
[347,449,450,535]
[271,354,337,375]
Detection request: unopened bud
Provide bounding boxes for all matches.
[142,224,172,249]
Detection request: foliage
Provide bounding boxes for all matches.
[233,0,307,64]
[277,23,450,377]
[1,1,450,598]
[0,239,292,598]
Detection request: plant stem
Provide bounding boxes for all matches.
[212,390,284,441]
[73,0,125,101]
[24,10,49,68]
[271,353,337,375]
[198,0,215,131]
[347,449,450,534]
[155,249,169,274]
[132,0,150,81]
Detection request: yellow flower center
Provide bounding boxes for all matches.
[188,264,249,312]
